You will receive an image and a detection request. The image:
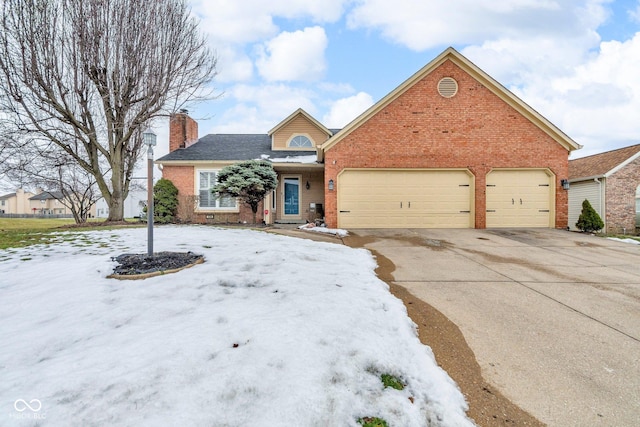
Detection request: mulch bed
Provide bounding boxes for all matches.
[109,251,204,279]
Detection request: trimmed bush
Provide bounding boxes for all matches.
[153,178,179,223]
[576,199,604,232]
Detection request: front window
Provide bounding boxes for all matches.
[199,171,237,209]
[288,135,313,148]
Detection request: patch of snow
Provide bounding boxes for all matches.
[298,223,349,238]
[607,237,640,245]
[267,154,318,164]
[0,226,473,426]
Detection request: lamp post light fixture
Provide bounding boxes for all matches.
[143,129,157,257]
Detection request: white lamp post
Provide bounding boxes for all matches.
[143,129,157,257]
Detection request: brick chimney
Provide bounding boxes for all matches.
[169,110,198,152]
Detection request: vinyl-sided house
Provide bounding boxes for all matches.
[568,144,640,234]
[0,189,35,214]
[158,47,581,229]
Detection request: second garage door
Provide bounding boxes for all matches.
[486,169,554,228]
[338,169,473,228]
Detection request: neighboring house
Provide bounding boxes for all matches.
[568,144,640,234]
[29,191,70,215]
[0,189,35,214]
[158,47,582,229]
[28,191,98,217]
[95,190,148,218]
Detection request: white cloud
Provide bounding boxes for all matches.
[256,27,328,82]
[214,46,254,83]
[191,0,346,44]
[209,84,319,133]
[511,33,640,157]
[347,0,610,51]
[323,92,374,128]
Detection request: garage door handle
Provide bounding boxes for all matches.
[339,210,350,213]
[408,201,411,208]
[512,198,514,205]
[400,202,402,208]
[520,199,523,205]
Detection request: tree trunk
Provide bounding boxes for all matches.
[107,195,125,222]
[251,203,258,224]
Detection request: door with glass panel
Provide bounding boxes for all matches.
[283,177,300,216]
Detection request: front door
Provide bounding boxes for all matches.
[284,177,300,216]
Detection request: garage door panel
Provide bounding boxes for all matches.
[486,170,553,228]
[338,169,473,229]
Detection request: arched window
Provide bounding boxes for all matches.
[288,135,313,148]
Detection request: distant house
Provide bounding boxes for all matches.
[0,189,35,214]
[568,144,640,234]
[158,47,581,229]
[28,191,70,215]
[95,190,147,219]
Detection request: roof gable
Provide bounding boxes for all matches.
[320,47,581,155]
[268,108,332,137]
[569,144,640,180]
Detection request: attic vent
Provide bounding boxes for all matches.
[438,77,458,98]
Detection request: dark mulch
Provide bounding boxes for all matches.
[111,251,203,276]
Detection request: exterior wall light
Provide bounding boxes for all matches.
[561,179,570,190]
[306,181,310,190]
[328,179,334,191]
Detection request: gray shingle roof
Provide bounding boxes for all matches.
[0,193,16,200]
[30,191,63,201]
[157,134,317,162]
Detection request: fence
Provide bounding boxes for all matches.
[0,213,74,219]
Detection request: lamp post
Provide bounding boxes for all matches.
[143,129,157,257]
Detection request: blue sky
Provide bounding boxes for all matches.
[157,1,637,162]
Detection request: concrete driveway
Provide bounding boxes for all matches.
[348,228,640,427]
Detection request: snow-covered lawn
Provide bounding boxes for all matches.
[1,226,472,426]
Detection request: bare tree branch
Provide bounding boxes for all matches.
[0,0,217,221]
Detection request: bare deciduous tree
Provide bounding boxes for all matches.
[0,137,101,223]
[0,0,217,221]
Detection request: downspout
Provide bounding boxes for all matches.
[594,178,604,231]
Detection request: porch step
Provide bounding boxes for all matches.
[274,220,307,225]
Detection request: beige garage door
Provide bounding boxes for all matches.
[486,169,554,228]
[338,169,473,228]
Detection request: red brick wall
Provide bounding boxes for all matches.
[169,113,199,152]
[324,60,570,229]
[605,157,640,234]
[161,165,264,224]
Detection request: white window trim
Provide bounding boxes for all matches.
[196,169,239,212]
[286,133,314,149]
